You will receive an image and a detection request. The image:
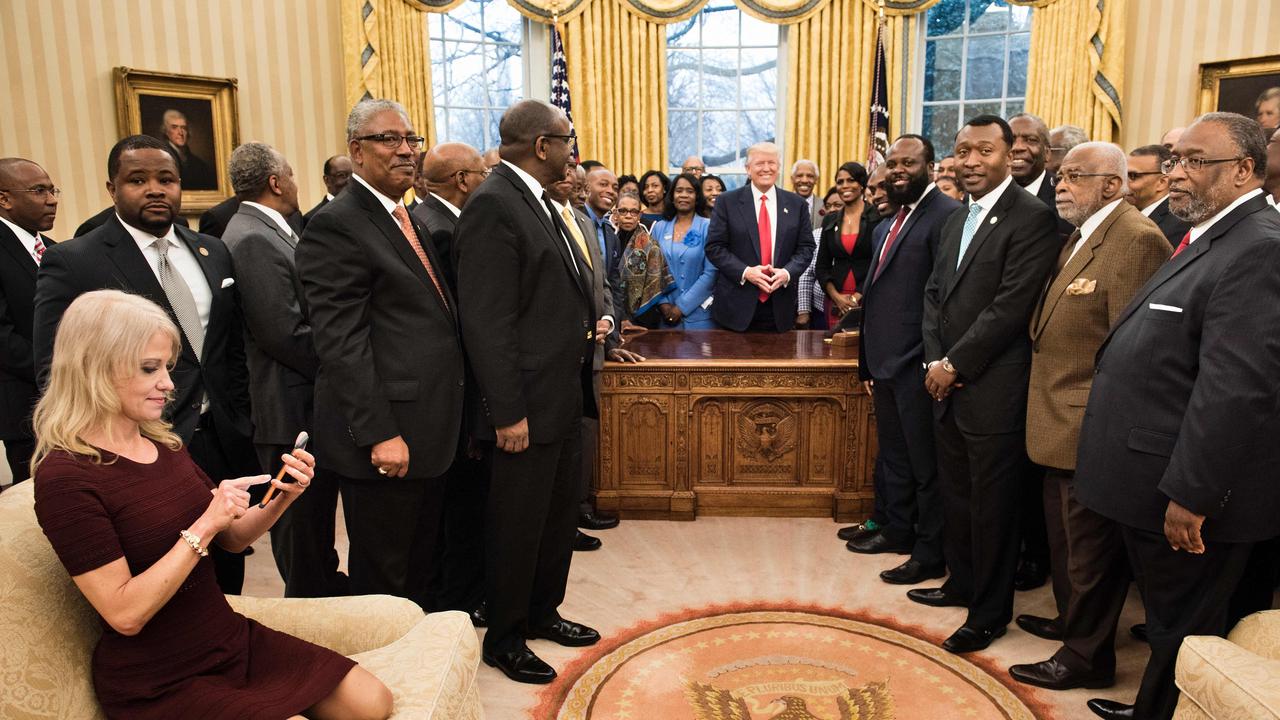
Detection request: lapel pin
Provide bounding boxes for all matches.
[989,216,998,225]
[783,207,789,214]
[198,247,209,256]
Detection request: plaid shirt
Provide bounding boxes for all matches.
[797,229,824,313]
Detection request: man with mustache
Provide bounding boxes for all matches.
[1125,144,1191,247]
[33,134,257,592]
[1074,112,1280,720]
[0,158,59,484]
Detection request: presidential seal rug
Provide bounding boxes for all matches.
[536,604,1052,719]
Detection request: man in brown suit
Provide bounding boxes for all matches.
[1008,142,1169,691]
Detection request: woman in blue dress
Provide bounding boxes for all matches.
[650,173,718,329]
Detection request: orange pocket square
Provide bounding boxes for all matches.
[1066,278,1097,296]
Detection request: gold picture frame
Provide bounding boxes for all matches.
[1197,54,1280,126]
[113,67,240,212]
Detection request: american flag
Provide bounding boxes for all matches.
[550,25,580,160]
[866,15,889,171]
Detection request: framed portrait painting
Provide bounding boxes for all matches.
[1198,54,1280,129]
[113,67,240,211]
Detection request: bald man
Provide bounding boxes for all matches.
[680,155,706,179]
[412,142,489,291]
[1161,127,1185,151]
[0,158,58,483]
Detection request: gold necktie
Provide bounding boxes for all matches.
[560,206,594,269]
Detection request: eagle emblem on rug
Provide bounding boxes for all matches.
[736,403,797,462]
[684,679,894,720]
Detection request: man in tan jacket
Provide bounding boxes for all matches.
[1008,142,1169,692]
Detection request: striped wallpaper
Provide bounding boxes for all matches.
[1121,0,1280,149]
[0,0,347,240]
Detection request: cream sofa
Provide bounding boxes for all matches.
[0,481,483,719]
[1174,609,1280,719]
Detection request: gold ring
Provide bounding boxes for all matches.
[377,467,388,475]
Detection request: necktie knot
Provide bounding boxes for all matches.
[1171,230,1191,258]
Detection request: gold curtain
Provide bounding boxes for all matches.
[511,0,835,25]
[1020,0,1125,141]
[340,0,438,146]
[784,0,910,183]
[559,1,669,174]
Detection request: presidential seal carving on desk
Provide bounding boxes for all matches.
[736,402,796,463]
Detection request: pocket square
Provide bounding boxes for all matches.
[220,278,235,289]
[1065,278,1096,295]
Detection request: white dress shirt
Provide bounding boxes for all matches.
[325,193,335,202]
[241,201,295,239]
[1024,170,1047,198]
[118,214,212,332]
[1189,188,1265,245]
[429,192,462,218]
[0,216,45,264]
[1065,198,1124,263]
[352,172,404,218]
[1268,194,1279,214]
[966,173,1015,231]
[1139,194,1170,217]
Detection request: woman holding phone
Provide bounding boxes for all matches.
[31,290,392,720]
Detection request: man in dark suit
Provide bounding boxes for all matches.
[853,135,962,587]
[706,142,816,332]
[582,166,626,322]
[33,134,258,592]
[0,158,58,484]
[455,99,601,684]
[297,99,464,608]
[409,140,491,622]
[912,115,1060,654]
[75,206,188,237]
[1126,144,1192,247]
[1007,143,1169,693]
[221,142,346,598]
[1075,113,1280,720]
[303,155,353,224]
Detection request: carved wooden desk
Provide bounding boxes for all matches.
[596,330,876,521]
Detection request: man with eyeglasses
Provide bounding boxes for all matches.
[297,99,465,608]
[1125,144,1190,247]
[1007,142,1168,696]
[1073,112,1280,720]
[303,155,353,225]
[411,142,489,292]
[681,156,706,179]
[0,158,58,485]
[1046,125,1088,176]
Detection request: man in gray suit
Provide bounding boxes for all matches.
[222,142,346,598]
[791,159,823,229]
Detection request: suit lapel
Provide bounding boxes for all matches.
[737,189,762,264]
[947,184,1017,297]
[238,205,297,252]
[100,218,199,363]
[876,188,936,280]
[0,224,38,278]
[493,165,592,307]
[351,181,456,318]
[1031,205,1132,338]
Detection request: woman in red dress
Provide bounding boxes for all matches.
[814,161,877,327]
[31,290,393,720]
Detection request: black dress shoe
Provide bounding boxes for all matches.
[1009,658,1114,690]
[1013,560,1049,591]
[880,559,946,585]
[837,522,880,542]
[1015,614,1063,641]
[1086,698,1134,719]
[578,510,620,530]
[942,625,1006,653]
[483,646,557,684]
[573,530,602,551]
[529,619,601,647]
[846,532,912,555]
[907,587,967,608]
[469,603,488,628]
[1129,623,1148,643]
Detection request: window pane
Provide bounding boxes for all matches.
[924,39,962,102]
[667,49,701,109]
[926,0,966,37]
[964,34,1006,100]
[923,104,960,156]
[719,174,747,190]
[485,43,522,108]
[444,5,483,41]
[701,49,740,109]
[740,12,778,47]
[740,48,777,109]
[1009,4,1032,31]
[741,110,776,148]
[701,4,740,47]
[432,1,524,149]
[430,39,447,107]
[1006,32,1029,98]
[965,101,1002,120]
[701,110,739,166]
[970,0,1009,34]
[449,107,486,150]
[479,0,522,42]
[1005,99,1024,117]
[667,16,700,46]
[669,111,699,168]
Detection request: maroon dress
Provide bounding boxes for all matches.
[34,443,355,720]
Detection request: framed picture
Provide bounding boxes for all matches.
[1198,54,1280,128]
[113,67,240,211]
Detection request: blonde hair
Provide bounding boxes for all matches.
[31,290,183,474]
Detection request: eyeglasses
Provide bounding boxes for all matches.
[354,133,425,150]
[1127,170,1163,182]
[457,168,491,179]
[1049,172,1119,186]
[1049,146,1068,154]
[1160,156,1243,174]
[681,166,705,173]
[539,132,577,145]
[1,186,61,198]
[612,208,641,216]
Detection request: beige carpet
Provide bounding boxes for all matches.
[245,513,1149,720]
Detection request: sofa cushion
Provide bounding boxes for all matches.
[352,610,482,720]
[1176,634,1280,720]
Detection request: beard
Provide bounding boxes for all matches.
[885,170,931,207]
[1168,188,1219,224]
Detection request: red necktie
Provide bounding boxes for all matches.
[758,194,772,302]
[1171,230,1191,258]
[391,206,449,311]
[32,235,46,265]
[873,208,909,280]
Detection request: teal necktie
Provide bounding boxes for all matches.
[955,202,984,269]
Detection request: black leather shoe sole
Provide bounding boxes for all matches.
[1086,698,1135,719]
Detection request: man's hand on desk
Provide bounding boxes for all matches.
[608,348,646,363]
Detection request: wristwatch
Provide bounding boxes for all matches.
[941,357,957,374]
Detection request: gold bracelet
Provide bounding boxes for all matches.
[179,530,208,558]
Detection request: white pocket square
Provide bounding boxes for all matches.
[220,278,235,289]
[1149,303,1181,313]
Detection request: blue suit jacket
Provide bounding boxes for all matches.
[705,185,815,331]
[859,187,963,381]
[651,215,717,328]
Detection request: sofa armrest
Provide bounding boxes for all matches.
[227,594,425,656]
[1176,635,1280,720]
[1226,609,1280,660]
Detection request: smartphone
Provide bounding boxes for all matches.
[279,431,310,483]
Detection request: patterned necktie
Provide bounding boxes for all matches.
[955,202,984,269]
[391,205,449,311]
[757,194,772,302]
[560,206,593,269]
[153,239,204,361]
[32,235,46,265]
[874,208,910,280]
[1170,230,1191,258]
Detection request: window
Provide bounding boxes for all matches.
[428,0,525,151]
[919,0,1030,156]
[666,4,780,189]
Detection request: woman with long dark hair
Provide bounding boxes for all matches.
[814,161,876,326]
